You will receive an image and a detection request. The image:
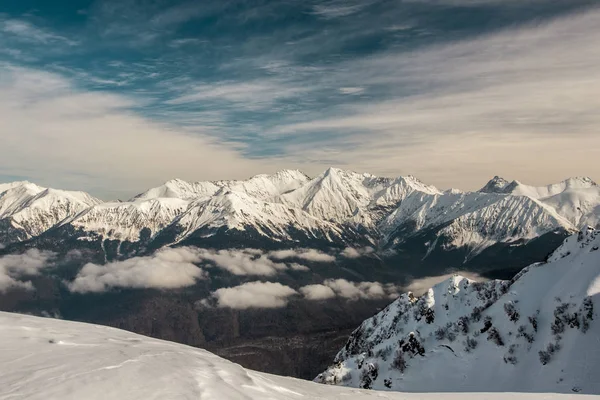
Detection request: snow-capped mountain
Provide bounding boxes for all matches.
[133,169,310,201]
[65,198,189,242]
[480,176,600,229]
[0,312,579,400]
[0,182,101,242]
[161,190,360,246]
[1,170,598,268]
[316,228,600,394]
[276,168,440,224]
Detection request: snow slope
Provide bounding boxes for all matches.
[0,182,101,240]
[0,313,589,400]
[317,228,600,394]
[276,167,441,224]
[380,190,574,253]
[133,170,310,202]
[169,190,353,244]
[65,198,190,242]
[480,177,600,228]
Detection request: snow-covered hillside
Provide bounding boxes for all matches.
[0,312,589,400]
[65,198,189,242]
[168,190,355,245]
[0,182,101,241]
[317,228,600,394]
[1,170,598,261]
[480,176,600,229]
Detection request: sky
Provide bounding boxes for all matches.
[1,0,599,199]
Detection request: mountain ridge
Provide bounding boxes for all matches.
[0,170,597,268]
[317,227,600,394]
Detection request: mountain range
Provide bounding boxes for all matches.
[1,169,598,275]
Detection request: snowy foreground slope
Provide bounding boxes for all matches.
[317,228,600,394]
[0,313,591,400]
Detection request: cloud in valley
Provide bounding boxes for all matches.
[197,248,289,276]
[66,246,325,293]
[207,281,298,309]
[299,284,336,300]
[340,246,375,259]
[300,279,399,301]
[268,248,336,262]
[68,247,206,293]
[0,249,56,292]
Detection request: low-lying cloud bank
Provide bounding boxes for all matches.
[201,273,492,310]
[68,247,206,293]
[66,246,333,293]
[339,246,375,259]
[201,278,401,309]
[301,279,398,301]
[206,281,298,309]
[268,248,336,262]
[0,249,56,292]
[196,248,289,276]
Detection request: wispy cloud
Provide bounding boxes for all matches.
[169,38,207,48]
[1,1,599,195]
[165,80,307,110]
[1,18,78,46]
[311,1,371,19]
[266,7,600,187]
[0,63,280,198]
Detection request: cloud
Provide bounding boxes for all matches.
[268,248,336,262]
[165,80,306,110]
[267,8,600,188]
[0,249,56,292]
[66,246,317,293]
[311,1,370,19]
[207,281,298,309]
[404,272,487,296]
[0,18,77,45]
[299,284,336,300]
[301,279,399,301]
[339,87,364,95]
[2,2,599,197]
[289,263,310,271]
[197,248,288,276]
[68,247,206,293]
[0,64,278,199]
[340,246,375,259]
[169,38,207,48]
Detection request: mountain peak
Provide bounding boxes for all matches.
[479,176,515,193]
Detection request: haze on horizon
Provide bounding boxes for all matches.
[1,0,599,199]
